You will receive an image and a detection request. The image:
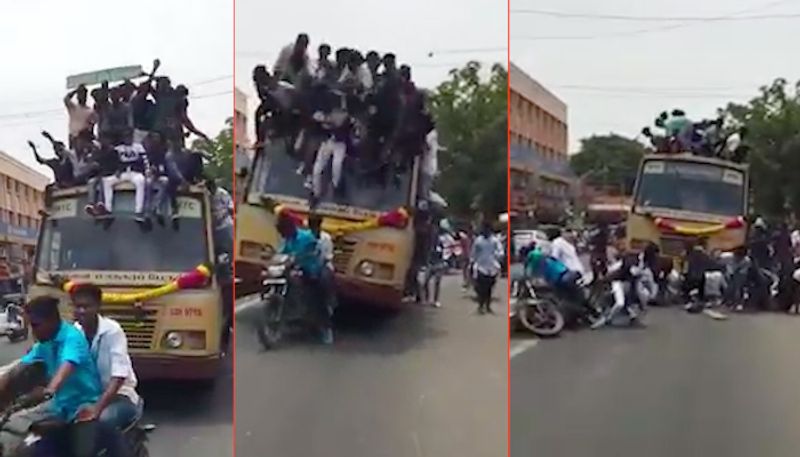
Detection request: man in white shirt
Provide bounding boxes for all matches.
[551,229,586,281]
[420,126,440,202]
[70,283,141,457]
[64,85,96,148]
[207,179,234,256]
[308,214,336,338]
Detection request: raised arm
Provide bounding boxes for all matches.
[63,89,76,108]
[28,141,46,164]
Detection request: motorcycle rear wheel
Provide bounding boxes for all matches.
[256,295,285,350]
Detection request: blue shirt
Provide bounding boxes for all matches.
[280,228,323,278]
[21,321,102,420]
[525,251,569,286]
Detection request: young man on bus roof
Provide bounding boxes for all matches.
[310,43,335,83]
[28,133,76,188]
[175,84,211,144]
[101,128,149,222]
[70,283,142,457]
[64,84,97,149]
[105,87,134,146]
[273,33,310,85]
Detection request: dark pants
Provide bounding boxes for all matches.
[304,275,332,330]
[474,273,496,310]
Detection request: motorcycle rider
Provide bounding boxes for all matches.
[551,229,585,282]
[525,248,598,325]
[70,283,142,457]
[276,212,334,344]
[308,213,337,316]
[591,243,659,329]
[1,295,103,457]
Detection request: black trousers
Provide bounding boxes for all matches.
[474,273,497,309]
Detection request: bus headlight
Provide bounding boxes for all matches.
[164,332,183,349]
[358,261,375,277]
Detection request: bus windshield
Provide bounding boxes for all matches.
[634,160,746,217]
[36,192,209,273]
[249,142,413,213]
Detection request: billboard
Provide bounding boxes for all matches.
[66,65,144,89]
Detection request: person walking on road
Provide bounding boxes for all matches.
[470,223,503,314]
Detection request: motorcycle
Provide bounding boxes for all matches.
[0,295,26,343]
[254,255,312,350]
[510,276,564,337]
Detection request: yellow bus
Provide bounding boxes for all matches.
[28,185,227,381]
[236,138,417,308]
[626,153,749,264]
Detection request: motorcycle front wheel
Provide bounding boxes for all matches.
[256,295,285,350]
[519,299,564,337]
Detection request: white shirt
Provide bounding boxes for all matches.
[212,187,234,229]
[471,234,503,277]
[75,316,140,406]
[423,130,439,177]
[65,100,96,137]
[318,231,334,270]
[551,237,585,277]
[338,65,373,91]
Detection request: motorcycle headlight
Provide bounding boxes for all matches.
[267,265,287,277]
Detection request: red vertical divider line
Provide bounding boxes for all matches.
[505,0,512,456]
[231,0,237,454]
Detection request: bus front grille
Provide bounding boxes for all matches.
[333,239,357,274]
[104,307,159,350]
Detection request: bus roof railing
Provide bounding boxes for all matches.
[51,183,209,199]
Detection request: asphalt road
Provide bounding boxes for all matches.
[0,338,233,457]
[234,275,507,457]
[511,307,800,457]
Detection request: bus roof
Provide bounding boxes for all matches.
[642,153,749,171]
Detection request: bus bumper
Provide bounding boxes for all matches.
[133,354,223,380]
[336,277,404,309]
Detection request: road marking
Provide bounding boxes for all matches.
[235,294,262,314]
[510,339,538,360]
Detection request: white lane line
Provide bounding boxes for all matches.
[235,294,262,314]
[510,339,539,360]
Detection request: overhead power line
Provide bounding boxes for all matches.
[511,8,800,21]
[512,0,796,40]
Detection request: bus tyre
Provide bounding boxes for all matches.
[256,295,284,350]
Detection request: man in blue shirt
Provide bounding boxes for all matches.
[525,249,599,326]
[276,212,333,344]
[9,295,103,457]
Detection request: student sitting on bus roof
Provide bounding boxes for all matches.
[102,129,148,222]
[28,133,76,188]
[143,131,182,222]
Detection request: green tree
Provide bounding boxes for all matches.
[192,117,234,191]
[721,78,800,219]
[429,61,507,220]
[570,134,648,194]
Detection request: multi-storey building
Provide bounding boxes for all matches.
[509,61,574,225]
[0,151,48,275]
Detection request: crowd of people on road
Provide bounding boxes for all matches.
[254,33,440,207]
[31,59,213,224]
[641,109,749,162]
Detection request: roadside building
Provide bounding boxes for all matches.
[234,87,252,202]
[509,62,574,226]
[0,151,48,276]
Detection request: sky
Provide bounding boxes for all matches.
[235,0,507,140]
[0,0,233,178]
[511,0,800,153]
